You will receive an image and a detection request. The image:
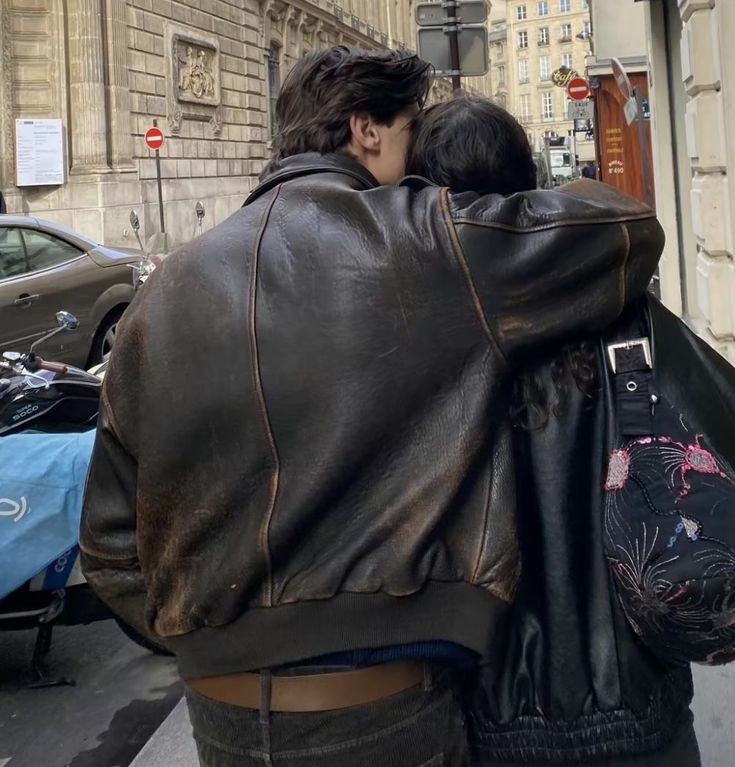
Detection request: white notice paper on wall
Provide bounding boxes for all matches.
[15,119,66,187]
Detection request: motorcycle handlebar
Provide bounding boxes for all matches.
[37,360,69,375]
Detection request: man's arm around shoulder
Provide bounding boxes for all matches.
[444,179,663,359]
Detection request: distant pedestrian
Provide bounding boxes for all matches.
[581,161,597,179]
[0,191,7,214]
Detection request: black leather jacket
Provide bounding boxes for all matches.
[467,299,732,765]
[80,153,662,679]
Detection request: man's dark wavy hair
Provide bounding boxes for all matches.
[409,94,598,429]
[265,46,433,173]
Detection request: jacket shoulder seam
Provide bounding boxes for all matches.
[471,475,495,588]
[100,385,127,447]
[250,184,283,609]
[439,188,508,366]
[452,211,655,233]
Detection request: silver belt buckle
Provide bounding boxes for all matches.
[606,338,652,373]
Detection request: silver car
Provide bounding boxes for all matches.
[0,216,144,367]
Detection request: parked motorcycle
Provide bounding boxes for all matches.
[0,311,101,437]
[0,311,167,687]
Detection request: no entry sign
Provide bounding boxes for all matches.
[567,77,591,101]
[145,124,167,237]
[144,127,165,150]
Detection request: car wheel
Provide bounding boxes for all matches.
[88,307,125,367]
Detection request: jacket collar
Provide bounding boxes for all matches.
[399,174,438,191]
[244,152,380,206]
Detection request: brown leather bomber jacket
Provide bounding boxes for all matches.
[80,153,663,678]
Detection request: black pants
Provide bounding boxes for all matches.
[185,669,467,767]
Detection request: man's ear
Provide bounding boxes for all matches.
[349,113,381,152]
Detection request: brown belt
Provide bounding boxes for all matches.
[186,661,426,713]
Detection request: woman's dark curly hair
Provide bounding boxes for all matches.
[407,94,598,428]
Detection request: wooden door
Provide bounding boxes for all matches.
[593,72,655,207]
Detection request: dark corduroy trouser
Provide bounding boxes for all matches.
[185,669,467,767]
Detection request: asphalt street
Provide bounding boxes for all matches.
[0,619,181,767]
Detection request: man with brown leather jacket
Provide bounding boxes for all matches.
[81,47,664,766]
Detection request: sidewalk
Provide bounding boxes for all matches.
[130,699,197,767]
[692,663,735,767]
[132,666,735,767]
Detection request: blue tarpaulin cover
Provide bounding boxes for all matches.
[0,429,96,599]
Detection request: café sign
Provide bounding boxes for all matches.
[552,66,580,88]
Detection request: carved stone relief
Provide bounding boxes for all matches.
[165,22,221,135]
[208,106,223,137]
[176,42,218,103]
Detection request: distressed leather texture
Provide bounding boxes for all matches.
[80,153,662,675]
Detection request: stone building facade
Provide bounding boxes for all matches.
[668,0,735,361]
[0,0,472,252]
[487,0,593,155]
[589,0,735,361]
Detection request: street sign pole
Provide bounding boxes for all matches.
[446,1,462,92]
[544,136,553,187]
[416,1,487,84]
[153,119,165,235]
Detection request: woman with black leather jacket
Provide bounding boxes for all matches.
[407,94,703,767]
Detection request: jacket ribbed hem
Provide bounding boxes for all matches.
[468,669,694,765]
[167,581,508,678]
